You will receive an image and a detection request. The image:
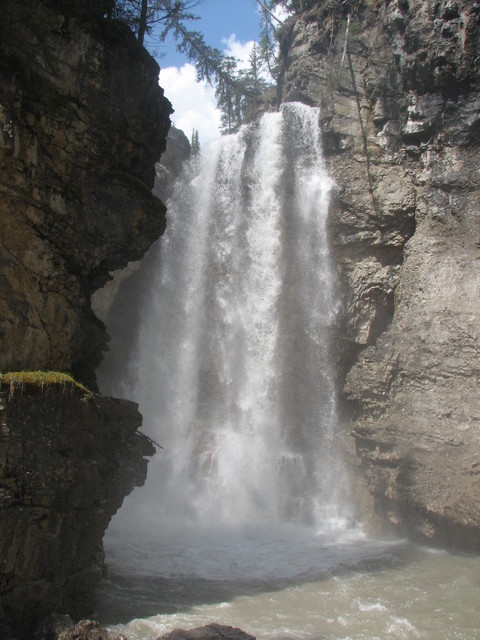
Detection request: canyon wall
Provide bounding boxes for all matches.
[0,0,171,387]
[2,1,480,636]
[0,1,171,636]
[0,381,154,639]
[278,0,480,549]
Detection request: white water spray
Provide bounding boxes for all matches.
[95,104,480,640]
[98,102,347,537]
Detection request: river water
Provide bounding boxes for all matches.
[95,525,480,639]
[96,103,480,639]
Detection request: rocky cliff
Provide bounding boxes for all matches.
[0,378,154,639]
[0,0,172,387]
[0,0,171,636]
[278,0,480,549]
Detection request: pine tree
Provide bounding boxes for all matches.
[190,128,200,154]
[256,1,285,83]
[112,0,241,131]
[237,42,271,125]
[112,0,281,133]
[112,1,203,49]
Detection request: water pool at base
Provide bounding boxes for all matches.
[96,526,480,640]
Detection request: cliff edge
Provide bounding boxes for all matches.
[0,0,172,387]
[278,0,480,549]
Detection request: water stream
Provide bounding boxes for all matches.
[95,103,480,639]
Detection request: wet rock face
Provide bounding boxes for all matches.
[278,0,480,548]
[161,624,256,640]
[154,126,191,202]
[0,383,155,640]
[0,0,170,636]
[0,0,172,387]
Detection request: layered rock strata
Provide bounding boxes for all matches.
[0,0,172,387]
[0,381,154,639]
[0,0,171,636]
[278,0,480,548]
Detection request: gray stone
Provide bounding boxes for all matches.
[160,623,256,640]
[0,0,172,388]
[278,0,480,548]
[0,1,164,637]
[0,383,154,638]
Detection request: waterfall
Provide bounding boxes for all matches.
[94,109,480,640]
[98,102,348,539]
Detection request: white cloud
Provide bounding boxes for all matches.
[271,5,292,22]
[158,33,270,146]
[222,34,255,70]
[159,64,221,144]
[222,33,273,81]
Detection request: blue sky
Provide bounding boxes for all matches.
[145,0,273,143]
[154,0,263,68]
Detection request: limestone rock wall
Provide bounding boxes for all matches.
[278,0,480,548]
[0,0,172,387]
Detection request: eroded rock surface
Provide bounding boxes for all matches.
[160,623,256,640]
[0,0,172,387]
[0,383,154,639]
[90,126,191,325]
[278,0,480,547]
[0,0,171,636]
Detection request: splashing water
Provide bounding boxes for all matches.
[95,103,480,640]
[95,101,370,625]
[98,102,349,532]
[96,102,367,629]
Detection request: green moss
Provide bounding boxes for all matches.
[349,19,364,35]
[0,371,92,398]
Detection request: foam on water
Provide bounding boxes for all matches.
[97,543,480,640]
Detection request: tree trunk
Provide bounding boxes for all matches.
[138,0,148,46]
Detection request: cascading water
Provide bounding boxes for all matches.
[98,102,347,531]
[95,102,480,640]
